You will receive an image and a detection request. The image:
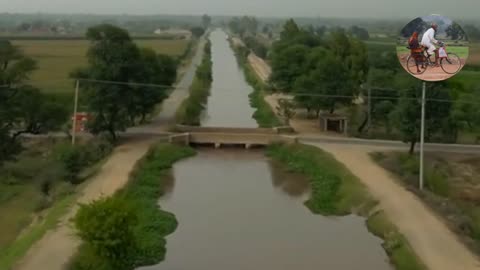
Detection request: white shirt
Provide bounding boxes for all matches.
[421,28,438,46]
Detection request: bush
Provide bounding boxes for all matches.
[74,196,138,270]
[54,137,113,184]
[425,167,450,196]
[70,144,195,270]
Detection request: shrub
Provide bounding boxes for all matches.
[425,167,450,196]
[74,196,138,270]
[70,144,195,270]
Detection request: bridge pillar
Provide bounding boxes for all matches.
[214,142,221,149]
[245,143,252,149]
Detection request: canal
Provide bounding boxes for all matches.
[141,29,392,270]
[201,29,257,127]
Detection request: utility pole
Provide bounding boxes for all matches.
[71,80,80,146]
[367,86,372,130]
[419,81,426,190]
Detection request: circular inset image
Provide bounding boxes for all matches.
[397,15,469,82]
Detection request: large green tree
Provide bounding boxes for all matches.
[73,24,176,140]
[391,84,452,154]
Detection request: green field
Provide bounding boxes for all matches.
[396,45,470,59]
[12,39,189,94]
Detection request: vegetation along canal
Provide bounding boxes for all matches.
[139,28,392,270]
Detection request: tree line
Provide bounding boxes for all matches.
[266,19,480,153]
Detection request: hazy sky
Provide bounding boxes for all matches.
[1,0,478,19]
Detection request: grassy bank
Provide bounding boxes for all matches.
[230,41,281,128]
[266,143,426,270]
[69,143,195,270]
[0,137,114,269]
[372,151,480,256]
[175,41,212,125]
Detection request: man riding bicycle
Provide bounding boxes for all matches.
[421,23,440,66]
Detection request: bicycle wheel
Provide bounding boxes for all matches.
[406,55,427,75]
[440,53,462,74]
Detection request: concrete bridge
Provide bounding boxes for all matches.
[169,125,297,148]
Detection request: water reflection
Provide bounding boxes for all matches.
[139,150,392,270]
[201,29,258,127]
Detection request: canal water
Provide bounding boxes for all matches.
[201,29,258,127]
[141,29,392,270]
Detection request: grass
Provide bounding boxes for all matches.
[266,143,374,215]
[0,194,76,270]
[69,143,195,270]
[396,45,470,59]
[12,39,189,94]
[245,61,282,128]
[367,211,427,270]
[372,151,480,255]
[175,41,212,126]
[230,41,281,127]
[0,137,114,269]
[266,143,426,270]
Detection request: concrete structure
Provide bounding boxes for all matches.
[169,126,298,148]
[319,113,348,135]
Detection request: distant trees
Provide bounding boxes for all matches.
[202,14,212,29]
[228,16,259,38]
[1,40,68,166]
[270,19,368,115]
[446,22,467,40]
[400,17,428,38]
[190,26,205,38]
[349,26,370,40]
[72,24,177,141]
[463,25,480,41]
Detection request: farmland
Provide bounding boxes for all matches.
[12,39,189,94]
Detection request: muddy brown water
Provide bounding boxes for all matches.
[201,29,258,127]
[140,29,392,270]
[140,150,392,270]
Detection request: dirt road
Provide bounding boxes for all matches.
[308,142,480,270]
[14,137,155,270]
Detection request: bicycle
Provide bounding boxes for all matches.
[406,42,462,75]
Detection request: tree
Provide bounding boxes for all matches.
[463,25,480,41]
[391,84,452,154]
[270,44,309,90]
[0,40,37,165]
[190,26,205,39]
[74,196,138,269]
[202,14,212,29]
[131,49,177,122]
[276,99,296,125]
[400,17,428,38]
[446,22,466,41]
[349,26,370,40]
[73,24,176,140]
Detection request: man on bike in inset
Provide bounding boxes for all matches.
[421,23,440,66]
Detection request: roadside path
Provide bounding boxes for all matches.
[307,142,480,270]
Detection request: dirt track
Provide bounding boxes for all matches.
[14,138,155,270]
[309,143,480,270]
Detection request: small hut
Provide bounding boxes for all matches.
[318,113,348,135]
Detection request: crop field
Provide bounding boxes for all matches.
[12,39,189,94]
